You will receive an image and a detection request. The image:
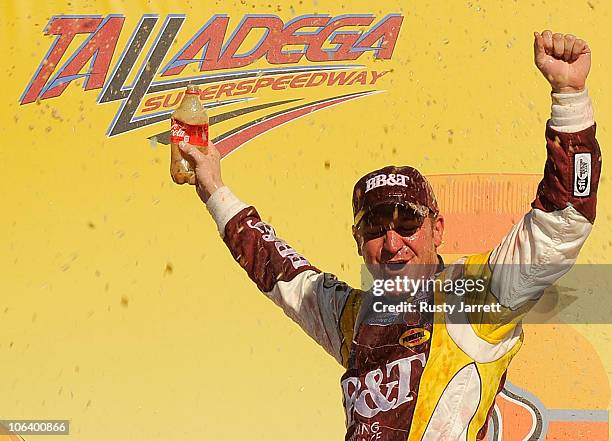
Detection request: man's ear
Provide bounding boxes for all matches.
[432,215,445,249]
[352,224,363,256]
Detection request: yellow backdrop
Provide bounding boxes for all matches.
[1,0,610,440]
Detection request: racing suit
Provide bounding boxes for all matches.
[204,90,600,440]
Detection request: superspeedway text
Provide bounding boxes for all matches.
[21,14,403,136]
[140,69,388,112]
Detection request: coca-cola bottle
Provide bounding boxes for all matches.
[170,85,209,184]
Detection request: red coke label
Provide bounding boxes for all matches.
[170,118,209,147]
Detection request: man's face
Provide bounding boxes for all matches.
[353,205,444,280]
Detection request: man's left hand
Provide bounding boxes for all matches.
[534,30,591,93]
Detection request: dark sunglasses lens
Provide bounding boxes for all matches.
[358,205,426,238]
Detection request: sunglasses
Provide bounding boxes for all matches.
[356,204,427,240]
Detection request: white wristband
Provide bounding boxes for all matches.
[550,89,594,133]
[206,186,248,237]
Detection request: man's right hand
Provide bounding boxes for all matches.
[178,141,224,203]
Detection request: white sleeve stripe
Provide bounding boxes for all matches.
[489,205,592,309]
[267,271,344,363]
[205,186,249,237]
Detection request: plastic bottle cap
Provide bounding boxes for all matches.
[186,85,200,95]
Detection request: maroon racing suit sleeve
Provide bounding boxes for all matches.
[532,88,601,222]
[205,187,357,366]
[223,206,317,291]
[532,124,601,222]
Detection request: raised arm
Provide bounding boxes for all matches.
[178,142,360,366]
[461,32,601,343]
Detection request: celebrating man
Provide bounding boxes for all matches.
[177,31,600,440]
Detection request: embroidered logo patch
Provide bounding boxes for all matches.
[399,328,431,348]
[574,153,591,197]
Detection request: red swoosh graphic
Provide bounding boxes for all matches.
[216,91,381,158]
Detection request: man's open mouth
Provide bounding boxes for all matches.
[381,261,410,274]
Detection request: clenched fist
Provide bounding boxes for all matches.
[534,31,591,93]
